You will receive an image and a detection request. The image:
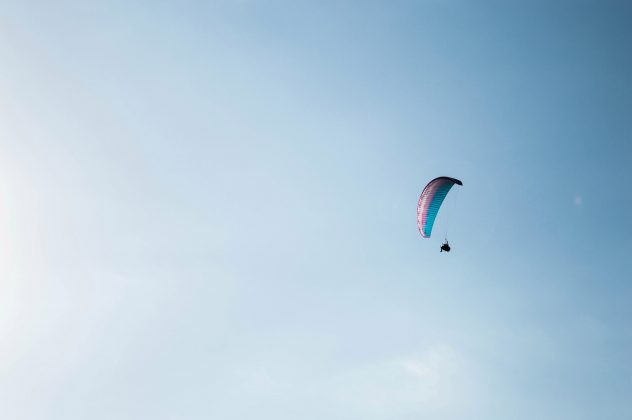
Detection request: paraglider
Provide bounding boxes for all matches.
[417,176,462,252]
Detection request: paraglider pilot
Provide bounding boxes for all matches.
[440,240,451,253]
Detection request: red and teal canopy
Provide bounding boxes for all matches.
[417,176,463,238]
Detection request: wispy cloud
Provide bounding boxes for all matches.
[330,343,479,418]
[574,195,583,206]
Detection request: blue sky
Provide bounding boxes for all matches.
[0,1,630,419]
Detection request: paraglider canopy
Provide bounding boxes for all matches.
[417,176,462,238]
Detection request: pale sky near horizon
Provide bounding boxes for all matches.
[1,1,631,419]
